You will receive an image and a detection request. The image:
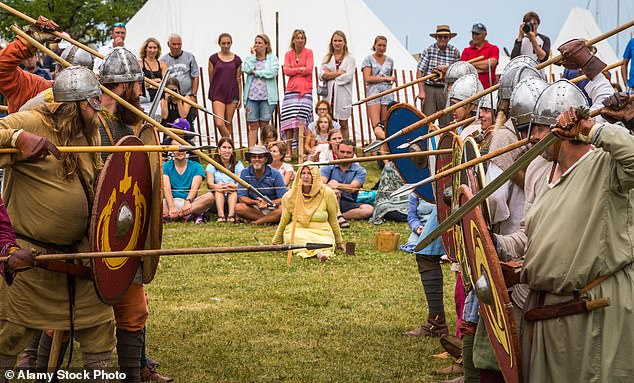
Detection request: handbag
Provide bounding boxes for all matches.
[316,81,329,97]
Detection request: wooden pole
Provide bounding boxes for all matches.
[47,331,63,372]
[0,1,229,124]
[0,243,333,263]
[0,145,210,154]
[570,59,624,83]
[287,178,302,265]
[349,55,485,108]
[399,116,477,149]
[298,148,452,167]
[366,20,634,153]
[0,105,7,113]
[354,69,364,145]
[11,26,275,206]
[198,66,214,146]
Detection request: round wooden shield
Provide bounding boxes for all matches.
[136,124,163,284]
[385,104,434,202]
[435,132,457,262]
[459,185,522,383]
[91,135,152,304]
[462,137,492,228]
[450,135,474,290]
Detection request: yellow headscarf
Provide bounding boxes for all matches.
[284,165,324,226]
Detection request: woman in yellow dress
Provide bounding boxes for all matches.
[272,166,345,261]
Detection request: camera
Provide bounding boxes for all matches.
[522,22,534,34]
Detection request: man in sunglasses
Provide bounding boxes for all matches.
[460,23,499,89]
[416,25,461,127]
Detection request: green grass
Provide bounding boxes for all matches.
[141,161,460,382]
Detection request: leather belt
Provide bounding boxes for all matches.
[15,234,93,280]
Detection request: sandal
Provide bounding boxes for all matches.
[227,215,236,223]
[194,214,205,225]
[217,216,226,222]
[337,215,350,229]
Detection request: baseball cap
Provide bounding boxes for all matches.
[471,23,487,34]
[167,117,192,131]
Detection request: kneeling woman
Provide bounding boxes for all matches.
[272,166,345,262]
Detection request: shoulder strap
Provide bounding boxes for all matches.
[97,113,115,145]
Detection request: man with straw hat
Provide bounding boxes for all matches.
[416,25,461,127]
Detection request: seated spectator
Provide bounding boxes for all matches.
[306,100,341,133]
[314,128,343,162]
[269,141,294,186]
[320,139,374,228]
[368,161,408,224]
[206,137,244,223]
[260,123,279,147]
[305,115,333,161]
[272,166,345,262]
[235,145,286,224]
[400,194,437,253]
[162,139,212,221]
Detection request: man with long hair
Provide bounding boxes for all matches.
[0,66,116,380]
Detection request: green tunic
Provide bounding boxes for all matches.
[0,107,114,330]
[521,124,634,383]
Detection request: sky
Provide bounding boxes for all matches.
[364,0,634,57]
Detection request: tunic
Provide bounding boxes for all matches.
[0,107,113,330]
[521,124,634,383]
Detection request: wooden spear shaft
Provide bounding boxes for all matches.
[365,19,634,152]
[0,145,207,154]
[350,56,485,107]
[570,59,624,84]
[12,26,275,207]
[297,149,452,167]
[0,243,333,263]
[0,2,228,123]
[0,105,7,112]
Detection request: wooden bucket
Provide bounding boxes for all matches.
[374,231,401,251]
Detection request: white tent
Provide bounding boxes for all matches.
[552,7,620,80]
[125,0,417,77]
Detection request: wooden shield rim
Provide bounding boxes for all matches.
[384,103,434,203]
[451,135,474,289]
[90,135,150,304]
[435,132,456,261]
[459,185,522,383]
[462,136,492,228]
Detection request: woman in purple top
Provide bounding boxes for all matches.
[208,33,243,138]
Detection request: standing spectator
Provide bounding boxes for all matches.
[162,139,211,222]
[306,100,341,133]
[622,36,634,94]
[95,22,127,74]
[269,141,295,186]
[320,139,374,227]
[416,25,461,127]
[319,30,355,139]
[160,34,200,103]
[511,11,550,63]
[208,33,242,138]
[206,137,244,223]
[235,146,286,225]
[362,36,396,135]
[20,55,52,80]
[461,23,499,89]
[139,37,167,105]
[243,34,279,148]
[281,29,314,153]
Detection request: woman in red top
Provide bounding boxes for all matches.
[281,29,314,159]
[208,33,243,138]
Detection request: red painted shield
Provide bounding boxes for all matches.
[435,132,457,262]
[90,135,152,304]
[459,185,522,383]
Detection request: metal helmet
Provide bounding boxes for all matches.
[447,74,484,106]
[498,55,540,103]
[509,77,549,128]
[53,66,103,111]
[531,79,588,127]
[445,61,478,90]
[59,46,94,70]
[476,90,498,122]
[99,47,143,84]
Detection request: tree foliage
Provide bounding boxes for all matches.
[0,0,148,46]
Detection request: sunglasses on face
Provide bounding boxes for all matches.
[437,35,450,40]
[294,29,305,33]
[113,22,126,28]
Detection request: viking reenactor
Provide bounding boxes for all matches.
[0,66,116,379]
[447,73,484,138]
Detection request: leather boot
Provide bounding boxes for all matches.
[83,351,112,383]
[403,313,449,337]
[16,332,40,370]
[435,358,464,375]
[116,329,143,383]
[140,366,174,382]
[0,353,16,383]
[440,334,463,359]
